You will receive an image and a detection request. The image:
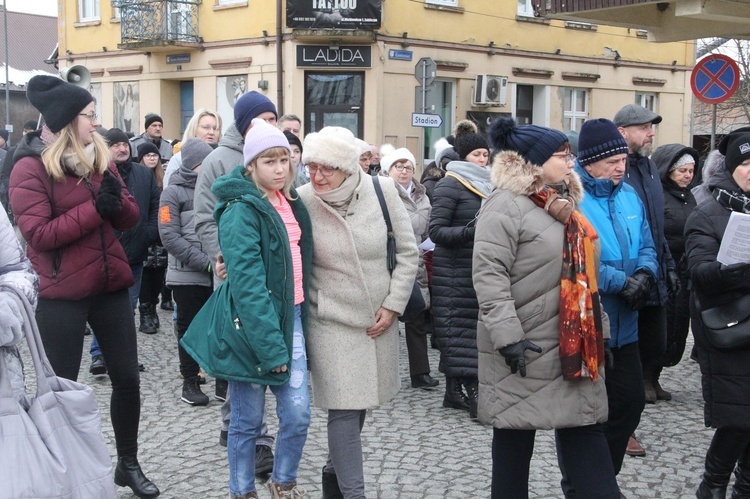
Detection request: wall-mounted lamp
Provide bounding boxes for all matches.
[671,60,677,72]
[258,80,269,90]
[555,48,561,55]
[401,32,409,49]
[102,46,107,52]
[488,41,496,56]
[261,30,269,46]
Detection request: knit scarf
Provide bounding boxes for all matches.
[61,143,97,179]
[713,187,750,214]
[445,161,492,202]
[529,187,604,381]
[314,168,361,216]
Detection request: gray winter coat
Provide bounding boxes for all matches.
[473,150,609,430]
[159,163,212,288]
[130,133,173,163]
[194,123,244,273]
[394,179,431,306]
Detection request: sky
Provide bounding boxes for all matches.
[3,0,57,16]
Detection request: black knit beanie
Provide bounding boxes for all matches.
[284,130,303,153]
[137,142,161,163]
[26,75,94,133]
[144,113,163,129]
[103,127,130,147]
[577,119,629,166]
[454,132,489,160]
[719,130,750,174]
[488,117,568,167]
[234,91,277,136]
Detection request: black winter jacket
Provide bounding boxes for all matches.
[421,162,445,203]
[684,167,750,430]
[113,159,160,266]
[625,152,675,306]
[653,144,698,262]
[428,174,481,378]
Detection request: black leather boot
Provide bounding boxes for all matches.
[114,455,160,498]
[464,378,479,420]
[322,467,344,499]
[150,303,160,329]
[442,376,469,411]
[732,444,750,499]
[697,430,749,499]
[138,304,157,334]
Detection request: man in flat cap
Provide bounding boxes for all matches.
[614,103,680,457]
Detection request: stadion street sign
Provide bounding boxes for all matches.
[412,113,443,128]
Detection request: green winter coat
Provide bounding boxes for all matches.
[181,165,312,384]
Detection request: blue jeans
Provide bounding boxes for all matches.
[227,305,310,495]
[90,263,143,357]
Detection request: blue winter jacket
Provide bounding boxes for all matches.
[575,162,658,347]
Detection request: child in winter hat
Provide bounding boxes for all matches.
[243,118,291,166]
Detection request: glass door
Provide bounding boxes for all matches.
[305,72,364,137]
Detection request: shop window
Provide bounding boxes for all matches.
[563,88,588,132]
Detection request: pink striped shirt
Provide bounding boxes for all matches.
[273,192,304,305]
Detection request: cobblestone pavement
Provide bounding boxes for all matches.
[45,306,711,498]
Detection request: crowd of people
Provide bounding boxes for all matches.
[0,72,748,499]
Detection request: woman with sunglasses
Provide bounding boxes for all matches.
[9,76,159,497]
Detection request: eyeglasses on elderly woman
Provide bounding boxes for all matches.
[306,163,337,177]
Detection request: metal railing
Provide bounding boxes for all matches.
[114,0,201,47]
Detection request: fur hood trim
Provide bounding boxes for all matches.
[490,150,583,203]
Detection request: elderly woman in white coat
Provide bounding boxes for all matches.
[473,118,620,499]
[380,147,438,390]
[297,127,418,499]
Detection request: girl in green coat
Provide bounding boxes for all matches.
[211,118,312,499]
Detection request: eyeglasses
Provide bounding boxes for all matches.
[143,153,159,160]
[552,152,575,162]
[393,163,415,173]
[199,125,219,132]
[78,112,97,121]
[306,163,337,177]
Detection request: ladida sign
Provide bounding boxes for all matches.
[297,45,372,68]
[287,0,382,29]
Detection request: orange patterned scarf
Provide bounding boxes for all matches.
[530,188,604,381]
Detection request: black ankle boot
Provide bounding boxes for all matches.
[732,447,750,499]
[464,379,479,420]
[442,376,469,411]
[114,455,160,498]
[698,429,748,499]
[138,304,157,334]
[322,467,344,499]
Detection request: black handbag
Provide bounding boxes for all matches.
[372,177,426,322]
[699,294,750,350]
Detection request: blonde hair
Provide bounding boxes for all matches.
[42,121,111,182]
[245,146,295,200]
[182,109,222,143]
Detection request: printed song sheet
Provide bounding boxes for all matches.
[717,211,750,265]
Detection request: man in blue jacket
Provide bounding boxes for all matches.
[574,118,658,484]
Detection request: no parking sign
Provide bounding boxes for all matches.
[691,54,740,104]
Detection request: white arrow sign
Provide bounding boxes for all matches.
[412,113,443,128]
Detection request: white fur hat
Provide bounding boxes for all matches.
[302,127,360,175]
[354,138,371,156]
[381,147,417,174]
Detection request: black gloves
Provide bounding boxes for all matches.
[499,339,542,377]
[720,262,750,288]
[603,339,614,371]
[666,268,682,298]
[618,269,653,311]
[95,171,122,219]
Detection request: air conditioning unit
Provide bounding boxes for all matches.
[473,74,508,106]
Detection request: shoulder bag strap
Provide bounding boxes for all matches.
[372,177,396,273]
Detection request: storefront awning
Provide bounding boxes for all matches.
[534,0,750,42]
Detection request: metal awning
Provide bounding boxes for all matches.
[533,0,750,42]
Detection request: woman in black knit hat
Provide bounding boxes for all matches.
[428,119,491,420]
[8,75,160,498]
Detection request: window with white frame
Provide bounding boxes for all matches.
[518,0,535,17]
[110,0,120,20]
[636,92,657,112]
[426,0,459,6]
[563,88,588,132]
[79,0,100,22]
[218,0,247,5]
